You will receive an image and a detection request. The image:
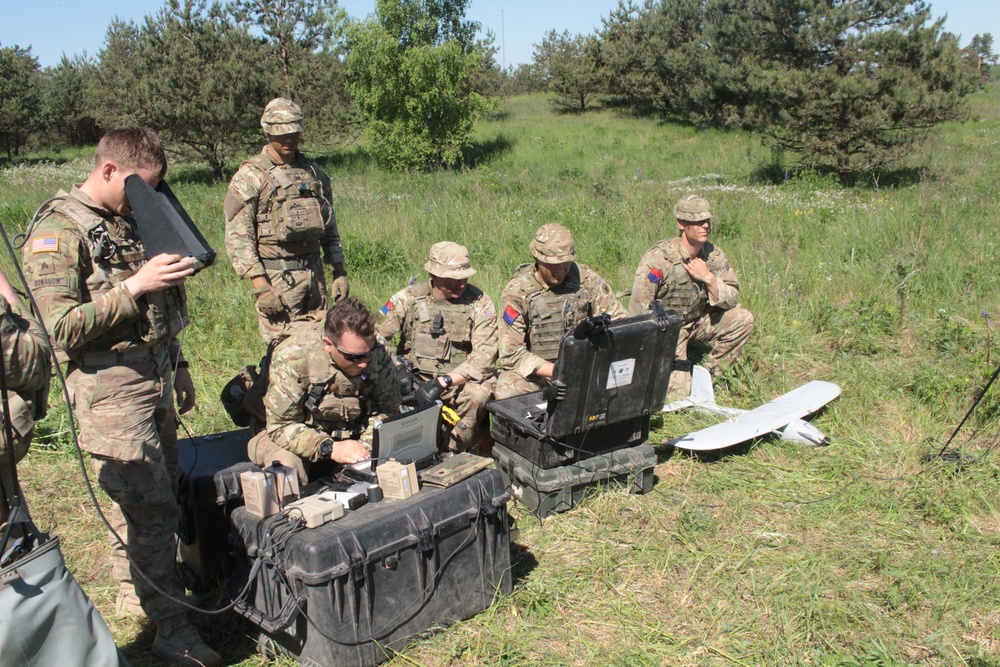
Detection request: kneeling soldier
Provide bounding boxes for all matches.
[496,223,626,399]
[249,298,401,484]
[377,242,498,453]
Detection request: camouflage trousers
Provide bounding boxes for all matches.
[0,396,34,530]
[66,352,187,624]
[494,369,550,401]
[248,428,366,486]
[416,373,495,453]
[257,256,328,343]
[670,305,754,399]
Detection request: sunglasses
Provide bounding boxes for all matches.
[332,341,373,362]
[683,219,712,226]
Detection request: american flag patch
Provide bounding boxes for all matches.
[503,305,519,326]
[379,299,394,315]
[647,267,664,284]
[32,236,59,253]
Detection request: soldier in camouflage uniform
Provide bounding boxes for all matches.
[0,268,50,537]
[225,98,349,343]
[496,223,627,399]
[22,128,221,667]
[628,195,753,397]
[249,297,402,484]
[376,242,498,453]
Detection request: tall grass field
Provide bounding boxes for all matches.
[1,88,999,666]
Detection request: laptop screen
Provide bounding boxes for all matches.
[366,402,441,470]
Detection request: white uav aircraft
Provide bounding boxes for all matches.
[664,365,841,451]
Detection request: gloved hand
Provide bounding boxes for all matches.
[254,284,287,317]
[414,378,444,405]
[331,274,350,303]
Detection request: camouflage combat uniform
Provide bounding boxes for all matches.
[225,148,343,342]
[0,293,50,529]
[629,217,753,397]
[22,186,191,624]
[377,278,498,451]
[497,262,626,399]
[249,316,402,483]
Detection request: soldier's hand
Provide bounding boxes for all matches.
[330,439,369,464]
[331,274,350,303]
[124,254,195,298]
[414,378,444,405]
[682,258,714,284]
[174,366,196,415]
[254,283,287,317]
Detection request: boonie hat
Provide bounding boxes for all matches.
[530,223,575,264]
[674,195,712,222]
[261,98,304,136]
[425,241,476,279]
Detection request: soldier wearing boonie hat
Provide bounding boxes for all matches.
[224,97,350,343]
[376,242,498,453]
[495,223,627,400]
[629,194,753,398]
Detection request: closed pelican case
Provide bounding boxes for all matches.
[230,468,512,667]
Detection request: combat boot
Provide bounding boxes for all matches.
[115,584,145,618]
[152,615,222,667]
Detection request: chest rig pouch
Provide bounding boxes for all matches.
[521,265,590,362]
[301,345,373,439]
[406,283,474,374]
[658,240,717,324]
[248,154,326,245]
[55,197,188,352]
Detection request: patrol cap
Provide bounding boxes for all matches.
[529,223,575,264]
[261,97,304,136]
[425,241,476,279]
[674,194,712,222]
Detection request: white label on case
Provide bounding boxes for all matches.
[606,358,636,389]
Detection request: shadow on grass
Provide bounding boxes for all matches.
[315,146,378,172]
[119,605,261,667]
[749,162,928,189]
[0,154,77,170]
[462,134,514,167]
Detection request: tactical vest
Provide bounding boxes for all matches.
[652,238,725,324]
[403,282,476,375]
[518,264,591,361]
[245,153,326,246]
[299,328,378,439]
[45,192,188,356]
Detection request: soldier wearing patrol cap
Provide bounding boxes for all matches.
[629,194,753,397]
[376,242,498,453]
[224,97,349,343]
[496,223,627,399]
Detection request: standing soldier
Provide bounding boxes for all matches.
[629,194,753,397]
[376,242,498,453]
[225,97,349,343]
[0,268,50,543]
[496,223,627,399]
[248,298,402,485]
[22,127,220,667]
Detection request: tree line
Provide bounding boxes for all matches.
[0,0,500,178]
[1,0,997,179]
[527,0,998,177]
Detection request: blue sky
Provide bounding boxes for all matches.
[3,0,996,70]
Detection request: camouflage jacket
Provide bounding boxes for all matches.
[498,262,626,380]
[376,279,498,381]
[628,236,740,323]
[264,318,401,462]
[22,187,186,363]
[224,147,344,279]
[0,295,51,445]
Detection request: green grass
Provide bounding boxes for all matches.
[3,87,1000,665]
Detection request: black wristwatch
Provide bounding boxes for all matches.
[319,439,333,460]
[440,375,453,388]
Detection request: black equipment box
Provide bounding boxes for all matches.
[177,429,255,591]
[492,441,657,518]
[489,308,681,468]
[230,469,512,667]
